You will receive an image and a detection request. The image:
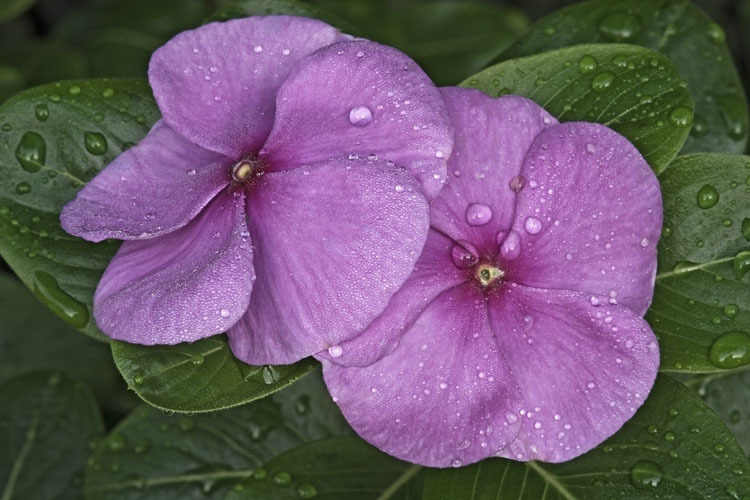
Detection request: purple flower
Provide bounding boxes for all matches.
[60,16,453,364]
[320,88,662,467]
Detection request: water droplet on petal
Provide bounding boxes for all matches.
[348,106,373,127]
[640,237,649,248]
[253,45,263,53]
[220,308,230,318]
[509,175,525,192]
[500,231,521,260]
[585,143,596,154]
[450,458,463,468]
[465,203,493,226]
[328,345,343,358]
[524,217,542,234]
[452,241,479,269]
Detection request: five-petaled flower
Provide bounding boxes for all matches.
[320,88,662,467]
[60,16,453,364]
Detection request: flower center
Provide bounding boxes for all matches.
[476,264,504,287]
[231,155,264,185]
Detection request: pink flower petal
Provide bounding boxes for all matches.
[149,16,348,158]
[317,229,467,367]
[261,40,453,199]
[322,284,524,468]
[61,121,230,242]
[227,158,429,364]
[94,192,254,344]
[488,284,659,462]
[507,122,662,315]
[430,88,556,249]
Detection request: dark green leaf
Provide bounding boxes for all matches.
[682,369,750,455]
[0,371,104,500]
[648,154,750,372]
[226,438,422,500]
[0,273,134,413]
[84,372,352,500]
[462,43,693,173]
[52,0,210,79]
[0,0,36,24]
[0,79,159,341]
[422,376,750,500]
[309,0,528,85]
[111,336,319,413]
[207,0,356,33]
[495,0,748,155]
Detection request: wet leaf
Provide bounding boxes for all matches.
[0,371,104,500]
[494,0,748,156]
[649,154,750,373]
[84,372,352,500]
[422,376,750,500]
[0,0,36,23]
[111,336,318,413]
[462,43,693,174]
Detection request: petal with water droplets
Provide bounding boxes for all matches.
[261,40,453,199]
[149,16,348,158]
[507,122,662,314]
[323,284,523,467]
[488,284,659,462]
[94,192,254,344]
[228,158,429,364]
[429,88,556,249]
[61,121,230,242]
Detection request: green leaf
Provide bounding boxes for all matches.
[0,79,159,341]
[647,154,750,372]
[494,0,748,156]
[111,336,319,413]
[309,0,528,85]
[461,43,693,174]
[225,438,422,500]
[207,0,357,33]
[52,0,211,79]
[682,369,750,455]
[422,375,750,500]
[84,372,352,500]
[0,371,104,500]
[0,273,135,413]
[0,0,36,24]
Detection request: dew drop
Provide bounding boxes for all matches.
[273,471,292,485]
[34,104,49,121]
[348,106,373,127]
[253,45,263,53]
[598,12,641,41]
[450,458,463,468]
[465,203,493,226]
[190,354,204,366]
[297,483,317,498]
[452,241,479,269]
[219,308,230,318]
[708,331,750,369]
[630,460,663,489]
[500,231,521,260]
[706,22,726,43]
[696,184,719,209]
[15,182,31,195]
[591,72,614,93]
[328,345,343,358]
[724,304,739,319]
[669,106,693,128]
[578,55,597,74]
[509,175,525,192]
[733,250,750,279]
[742,218,750,241]
[84,131,108,155]
[524,217,542,234]
[33,271,89,328]
[15,131,46,173]
[640,237,649,248]
[585,143,596,154]
[691,115,709,137]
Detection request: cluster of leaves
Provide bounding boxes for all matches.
[0,0,749,499]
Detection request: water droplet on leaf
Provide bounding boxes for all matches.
[696,184,719,209]
[84,131,108,155]
[15,131,46,173]
[598,12,641,41]
[630,460,663,489]
[33,271,89,328]
[708,331,750,369]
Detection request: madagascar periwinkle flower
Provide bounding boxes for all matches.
[60,16,453,363]
[320,88,662,467]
